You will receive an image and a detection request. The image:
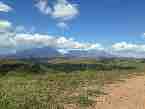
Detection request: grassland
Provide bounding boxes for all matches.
[0,58,145,109]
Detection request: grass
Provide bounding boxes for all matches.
[0,58,145,109]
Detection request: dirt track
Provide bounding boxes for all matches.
[95,75,145,109]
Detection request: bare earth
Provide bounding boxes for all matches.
[95,75,145,109]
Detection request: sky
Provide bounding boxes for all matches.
[0,0,145,56]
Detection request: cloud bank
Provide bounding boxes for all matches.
[0,20,145,57]
[112,42,145,52]
[15,33,103,51]
[0,22,104,54]
[1,25,145,58]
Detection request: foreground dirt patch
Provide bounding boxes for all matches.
[95,75,145,109]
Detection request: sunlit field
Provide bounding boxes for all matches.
[0,58,145,109]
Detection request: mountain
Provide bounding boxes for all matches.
[64,50,115,59]
[1,48,145,59]
[1,49,115,59]
[113,51,145,59]
[5,47,61,59]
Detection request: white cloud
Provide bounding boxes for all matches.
[1,21,145,58]
[52,0,79,21]
[36,0,79,20]
[15,33,54,47]
[0,27,16,53]
[0,20,12,29]
[56,22,68,29]
[35,0,79,28]
[14,33,103,51]
[0,2,12,12]
[57,49,68,54]
[0,35,15,49]
[14,34,145,58]
[0,20,16,54]
[35,0,52,15]
[1,28,145,58]
[112,42,145,52]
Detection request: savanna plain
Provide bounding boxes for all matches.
[0,58,145,109]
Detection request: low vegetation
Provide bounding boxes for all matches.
[0,58,145,109]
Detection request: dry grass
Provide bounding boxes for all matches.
[0,59,145,109]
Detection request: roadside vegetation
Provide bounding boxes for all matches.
[0,58,145,109]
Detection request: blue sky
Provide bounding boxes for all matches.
[0,0,145,56]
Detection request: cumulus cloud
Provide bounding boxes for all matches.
[0,1,12,12]
[1,21,145,58]
[35,0,79,28]
[0,32,15,49]
[52,0,79,21]
[13,35,145,58]
[14,33,103,51]
[1,28,145,58]
[0,25,16,55]
[0,3,13,54]
[2,23,103,52]
[112,42,145,52]
[0,20,18,55]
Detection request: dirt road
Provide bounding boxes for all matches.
[95,75,145,109]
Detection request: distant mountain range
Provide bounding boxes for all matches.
[1,47,61,59]
[0,47,145,59]
[112,51,145,59]
[64,50,115,59]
